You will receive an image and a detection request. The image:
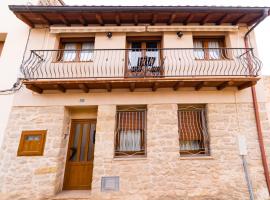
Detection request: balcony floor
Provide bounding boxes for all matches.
[23,77,259,94]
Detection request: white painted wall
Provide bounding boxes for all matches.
[0,0,30,147]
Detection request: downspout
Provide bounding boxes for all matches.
[244,8,270,195]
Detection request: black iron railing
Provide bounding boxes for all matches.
[21,48,262,79]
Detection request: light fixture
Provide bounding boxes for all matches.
[176,31,183,38]
[106,32,112,38]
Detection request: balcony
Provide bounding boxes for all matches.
[21,48,261,93]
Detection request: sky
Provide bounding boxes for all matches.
[63,0,270,75]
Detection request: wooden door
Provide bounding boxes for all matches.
[63,119,96,190]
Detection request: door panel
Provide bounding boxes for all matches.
[64,119,96,190]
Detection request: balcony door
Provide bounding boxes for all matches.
[63,119,96,190]
[126,37,162,77]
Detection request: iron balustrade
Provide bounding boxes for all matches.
[21,48,262,80]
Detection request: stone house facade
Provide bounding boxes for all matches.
[0,4,270,200]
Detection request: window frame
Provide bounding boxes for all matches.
[58,37,95,62]
[114,105,147,158]
[0,41,4,57]
[17,130,47,156]
[193,36,226,60]
[177,104,210,157]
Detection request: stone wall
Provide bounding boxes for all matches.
[0,103,270,200]
[0,106,70,200]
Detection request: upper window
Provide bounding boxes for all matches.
[115,105,147,157]
[178,104,210,156]
[59,38,94,62]
[193,37,225,60]
[0,41,4,57]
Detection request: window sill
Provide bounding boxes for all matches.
[179,156,214,160]
[113,156,147,161]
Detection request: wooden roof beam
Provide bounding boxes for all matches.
[53,84,66,92]
[78,83,89,93]
[16,13,34,27]
[129,83,135,92]
[78,15,88,26]
[238,81,256,90]
[96,14,104,26]
[232,14,247,25]
[40,14,52,25]
[217,81,234,90]
[134,14,139,25]
[152,82,159,91]
[216,14,228,25]
[195,81,209,91]
[115,14,121,26]
[200,14,211,25]
[151,14,158,25]
[167,14,176,25]
[59,14,70,26]
[106,83,112,92]
[173,81,184,91]
[26,84,43,94]
[183,13,194,25]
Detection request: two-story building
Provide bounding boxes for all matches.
[0,3,270,200]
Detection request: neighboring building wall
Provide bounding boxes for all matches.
[0,0,29,148]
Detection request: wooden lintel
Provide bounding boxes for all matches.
[183,14,194,25]
[151,14,158,25]
[232,14,247,25]
[16,14,34,27]
[152,82,159,91]
[195,81,205,91]
[78,15,88,26]
[173,81,184,91]
[78,83,89,93]
[115,14,121,26]
[216,14,228,25]
[59,14,70,26]
[167,14,176,25]
[217,81,234,90]
[238,81,256,90]
[134,14,139,25]
[53,84,66,93]
[129,83,135,92]
[96,14,104,26]
[26,84,43,94]
[40,14,52,25]
[200,14,211,25]
[106,83,112,92]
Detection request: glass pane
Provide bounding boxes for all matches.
[193,40,205,59]
[71,124,80,161]
[119,130,141,152]
[80,42,94,61]
[131,42,141,50]
[25,135,41,141]
[80,124,90,161]
[146,42,158,49]
[88,124,96,161]
[63,43,76,61]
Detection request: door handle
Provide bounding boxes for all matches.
[69,147,77,161]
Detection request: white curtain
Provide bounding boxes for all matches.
[80,42,94,61]
[63,43,77,61]
[129,50,142,67]
[180,141,201,151]
[193,41,204,59]
[146,50,159,66]
[119,130,141,151]
[208,41,221,59]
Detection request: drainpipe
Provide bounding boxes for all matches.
[244,8,270,195]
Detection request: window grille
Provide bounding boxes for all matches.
[115,106,146,157]
[178,105,210,156]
